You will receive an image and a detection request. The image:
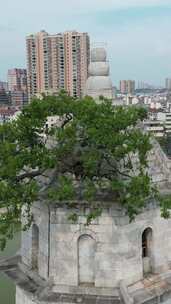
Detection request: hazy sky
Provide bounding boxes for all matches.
[1,0,171,86]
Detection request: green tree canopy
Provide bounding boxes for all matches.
[0,92,156,249]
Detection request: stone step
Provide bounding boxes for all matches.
[128,274,171,304]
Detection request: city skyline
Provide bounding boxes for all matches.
[1,0,171,86]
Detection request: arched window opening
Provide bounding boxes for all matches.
[142,227,153,274]
[32,224,39,271]
[78,235,96,286]
[142,228,152,258]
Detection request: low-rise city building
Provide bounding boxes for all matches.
[144,112,171,137]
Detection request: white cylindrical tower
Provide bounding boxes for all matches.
[85,47,113,101]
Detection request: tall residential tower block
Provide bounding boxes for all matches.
[8,69,28,106]
[120,80,135,95]
[26,31,90,99]
[8,69,27,93]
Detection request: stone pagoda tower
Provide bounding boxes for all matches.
[85,47,113,101]
[1,140,171,303]
[2,59,171,303]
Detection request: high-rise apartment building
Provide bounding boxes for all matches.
[8,69,28,106]
[8,69,27,92]
[120,80,127,94]
[165,78,171,90]
[120,80,135,94]
[0,81,8,92]
[0,90,10,105]
[137,81,153,90]
[10,91,28,107]
[26,30,90,99]
[127,80,135,95]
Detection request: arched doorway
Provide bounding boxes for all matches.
[78,235,96,285]
[32,224,39,271]
[142,227,153,275]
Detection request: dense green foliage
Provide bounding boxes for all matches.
[0,92,156,249]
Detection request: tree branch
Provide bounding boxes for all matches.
[16,170,42,182]
[61,113,73,129]
[104,155,131,179]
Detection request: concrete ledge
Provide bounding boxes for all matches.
[120,281,134,304]
[52,285,120,297]
[40,292,122,304]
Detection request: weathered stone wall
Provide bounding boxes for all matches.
[16,287,58,304]
[21,202,50,280]
[148,139,171,187]
[51,206,171,288]
[16,287,35,304]
[21,203,171,290]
